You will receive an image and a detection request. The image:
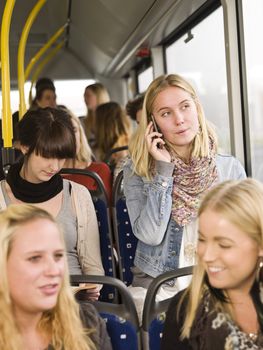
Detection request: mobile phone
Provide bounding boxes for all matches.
[150,114,160,133]
[150,114,163,148]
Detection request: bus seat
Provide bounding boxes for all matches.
[60,168,117,302]
[104,146,128,172]
[70,274,141,350]
[142,266,193,350]
[112,170,138,286]
[87,161,113,204]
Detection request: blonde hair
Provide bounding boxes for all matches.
[94,102,131,162]
[0,204,94,350]
[129,74,217,179]
[69,111,93,164]
[180,178,263,339]
[83,83,110,140]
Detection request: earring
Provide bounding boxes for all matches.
[256,258,263,283]
[256,258,263,303]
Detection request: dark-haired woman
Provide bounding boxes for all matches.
[31,80,57,109]
[0,107,104,300]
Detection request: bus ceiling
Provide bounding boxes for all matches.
[0,0,208,85]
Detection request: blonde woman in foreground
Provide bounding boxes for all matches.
[0,204,96,350]
[161,178,263,349]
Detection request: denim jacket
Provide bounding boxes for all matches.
[123,154,246,278]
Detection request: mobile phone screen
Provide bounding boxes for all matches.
[151,114,159,132]
[150,114,163,148]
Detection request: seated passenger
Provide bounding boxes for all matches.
[0,107,104,300]
[63,111,113,202]
[161,178,263,350]
[30,77,57,109]
[0,203,99,349]
[94,101,131,180]
[123,74,246,292]
[82,83,110,148]
[126,93,145,125]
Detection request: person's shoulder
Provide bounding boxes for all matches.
[79,302,113,350]
[215,153,246,179]
[123,156,132,168]
[64,179,91,198]
[161,289,190,350]
[123,156,135,175]
[216,153,237,163]
[169,289,187,309]
[166,289,188,324]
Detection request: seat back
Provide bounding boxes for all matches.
[60,168,116,302]
[112,170,138,285]
[104,146,128,166]
[87,161,113,203]
[71,274,141,350]
[142,266,193,350]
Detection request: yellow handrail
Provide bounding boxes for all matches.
[28,39,66,106]
[25,22,68,81]
[1,0,16,147]
[17,0,47,119]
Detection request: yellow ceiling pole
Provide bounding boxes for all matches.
[28,39,66,106]
[1,0,16,148]
[17,0,47,119]
[25,22,68,81]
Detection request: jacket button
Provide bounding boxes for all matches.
[161,181,168,187]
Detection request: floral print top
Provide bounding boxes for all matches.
[161,288,263,350]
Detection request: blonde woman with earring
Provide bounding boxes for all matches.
[162,178,263,349]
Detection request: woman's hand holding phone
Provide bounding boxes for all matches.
[145,120,171,162]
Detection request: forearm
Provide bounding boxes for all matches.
[124,160,174,245]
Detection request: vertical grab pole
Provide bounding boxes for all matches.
[1,0,16,171]
[17,0,47,119]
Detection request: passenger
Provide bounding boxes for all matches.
[64,111,94,169]
[0,203,96,350]
[63,111,113,201]
[94,101,131,180]
[31,77,57,109]
[161,178,263,350]
[0,107,104,300]
[123,74,246,291]
[82,82,110,147]
[126,93,145,125]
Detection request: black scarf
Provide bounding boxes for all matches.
[6,161,63,203]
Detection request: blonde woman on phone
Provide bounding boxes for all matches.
[123,74,246,292]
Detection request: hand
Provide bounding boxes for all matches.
[145,122,171,162]
[76,283,100,301]
[84,286,100,301]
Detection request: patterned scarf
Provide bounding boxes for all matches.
[189,288,263,349]
[171,139,218,226]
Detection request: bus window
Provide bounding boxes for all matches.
[138,66,153,93]
[242,0,263,182]
[0,80,95,118]
[165,7,230,154]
